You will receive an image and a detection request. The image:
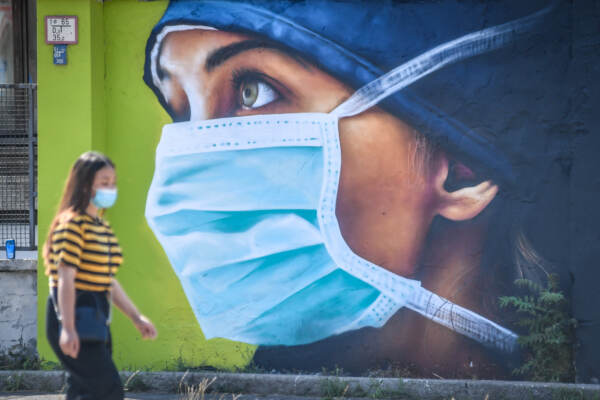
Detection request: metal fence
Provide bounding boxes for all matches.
[0,83,37,250]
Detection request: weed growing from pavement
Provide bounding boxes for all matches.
[123,370,150,392]
[178,370,216,400]
[179,379,215,400]
[367,378,385,399]
[176,371,242,400]
[365,377,415,399]
[320,367,349,400]
[320,378,349,400]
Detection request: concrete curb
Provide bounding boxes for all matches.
[0,259,37,272]
[1,371,600,399]
[0,371,65,392]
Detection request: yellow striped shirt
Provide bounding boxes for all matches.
[48,213,123,292]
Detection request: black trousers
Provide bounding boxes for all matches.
[46,294,124,400]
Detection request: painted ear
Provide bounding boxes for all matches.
[431,153,498,221]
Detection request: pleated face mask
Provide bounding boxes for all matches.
[145,6,553,351]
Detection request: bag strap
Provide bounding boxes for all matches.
[106,231,113,325]
[50,284,61,322]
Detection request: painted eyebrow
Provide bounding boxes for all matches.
[205,39,309,72]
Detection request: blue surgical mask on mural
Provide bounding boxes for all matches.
[93,188,117,209]
[145,10,552,351]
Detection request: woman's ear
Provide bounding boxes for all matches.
[431,152,498,221]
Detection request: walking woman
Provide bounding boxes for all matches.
[43,151,157,399]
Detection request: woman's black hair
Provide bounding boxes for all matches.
[42,151,115,273]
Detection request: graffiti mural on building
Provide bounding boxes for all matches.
[140,0,583,377]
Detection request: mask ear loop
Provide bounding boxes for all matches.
[330,0,556,120]
[327,2,556,353]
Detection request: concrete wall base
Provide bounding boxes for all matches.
[1,371,599,399]
[0,260,37,356]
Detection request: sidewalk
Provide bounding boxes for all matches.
[1,371,599,400]
[1,394,175,400]
[0,394,316,400]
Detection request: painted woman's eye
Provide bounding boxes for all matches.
[240,80,278,109]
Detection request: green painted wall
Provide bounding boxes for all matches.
[36,0,255,370]
[36,0,103,364]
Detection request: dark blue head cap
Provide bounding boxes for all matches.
[143,0,566,189]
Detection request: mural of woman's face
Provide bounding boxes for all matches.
[156,29,498,279]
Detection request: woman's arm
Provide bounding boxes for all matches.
[111,279,157,340]
[57,265,80,358]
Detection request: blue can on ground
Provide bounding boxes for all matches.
[5,239,15,259]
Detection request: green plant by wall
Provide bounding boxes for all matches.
[0,343,62,371]
[321,378,349,400]
[499,274,576,382]
[320,367,349,400]
[366,377,414,399]
[0,344,40,370]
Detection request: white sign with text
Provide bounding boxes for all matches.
[45,16,78,45]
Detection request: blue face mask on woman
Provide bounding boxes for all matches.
[93,188,118,209]
[144,8,551,351]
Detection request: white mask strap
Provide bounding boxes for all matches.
[408,287,518,353]
[330,2,555,119]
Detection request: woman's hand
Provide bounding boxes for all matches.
[59,327,80,358]
[133,315,158,340]
[111,279,158,340]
